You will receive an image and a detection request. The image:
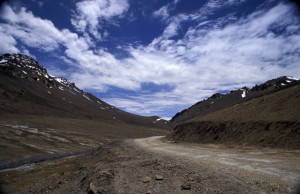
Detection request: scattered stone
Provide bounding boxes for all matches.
[188,177,194,181]
[88,182,99,194]
[146,191,152,194]
[155,175,164,180]
[142,176,151,183]
[181,182,191,190]
[99,170,114,179]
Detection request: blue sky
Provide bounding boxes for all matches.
[0,0,300,119]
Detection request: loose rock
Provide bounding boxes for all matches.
[181,182,191,190]
[142,176,151,183]
[88,182,99,194]
[155,175,164,180]
[99,170,114,179]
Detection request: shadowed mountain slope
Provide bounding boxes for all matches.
[0,53,169,129]
[168,78,300,149]
[171,76,300,125]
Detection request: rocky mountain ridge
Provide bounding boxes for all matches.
[171,76,299,125]
[0,53,169,129]
[0,54,85,96]
[167,78,300,149]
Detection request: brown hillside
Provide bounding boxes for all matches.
[168,84,300,149]
[193,84,300,122]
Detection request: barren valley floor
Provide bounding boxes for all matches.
[1,136,299,194]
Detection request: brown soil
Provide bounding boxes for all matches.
[168,85,300,149]
[1,137,299,194]
[0,114,168,165]
[171,77,300,125]
[193,84,300,123]
[168,121,300,149]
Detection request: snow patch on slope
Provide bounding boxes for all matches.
[287,76,298,80]
[241,90,247,98]
[83,94,91,101]
[54,77,69,86]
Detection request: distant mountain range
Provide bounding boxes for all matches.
[0,53,169,129]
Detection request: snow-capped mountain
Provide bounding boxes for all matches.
[0,53,169,129]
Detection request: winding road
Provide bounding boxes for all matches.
[134,136,300,183]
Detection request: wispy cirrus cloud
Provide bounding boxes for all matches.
[153,5,169,20]
[152,0,183,21]
[103,2,300,116]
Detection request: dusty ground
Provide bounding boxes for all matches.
[1,136,299,194]
[136,136,300,183]
[0,117,168,166]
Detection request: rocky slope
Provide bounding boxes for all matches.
[171,76,299,125]
[168,78,300,149]
[0,53,169,128]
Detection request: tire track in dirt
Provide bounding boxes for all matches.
[134,136,300,183]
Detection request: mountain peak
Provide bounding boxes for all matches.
[1,53,42,69]
[0,53,82,92]
[251,76,299,91]
[0,53,50,80]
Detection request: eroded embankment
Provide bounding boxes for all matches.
[167,121,300,149]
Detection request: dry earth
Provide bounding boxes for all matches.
[1,136,300,194]
[168,84,300,149]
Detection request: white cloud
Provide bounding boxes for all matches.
[71,0,129,38]
[0,5,64,51]
[0,1,299,117]
[0,31,19,53]
[153,0,184,21]
[102,2,300,116]
[153,5,169,20]
[162,22,179,38]
[158,13,190,39]
[189,0,245,23]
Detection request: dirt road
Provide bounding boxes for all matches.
[134,136,300,183]
[1,136,300,193]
